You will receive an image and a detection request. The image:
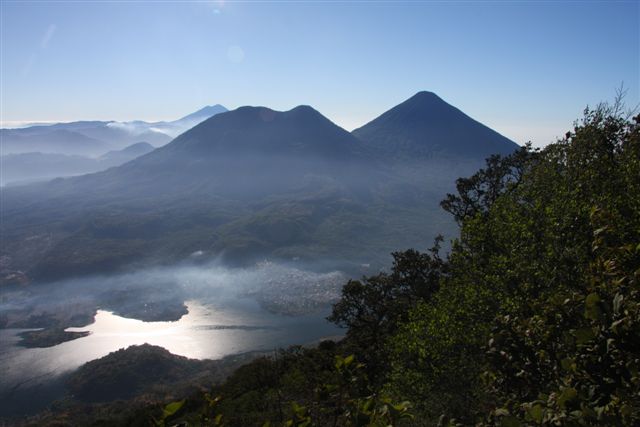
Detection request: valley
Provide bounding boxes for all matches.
[0,92,517,286]
[2,1,636,424]
[1,91,520,423]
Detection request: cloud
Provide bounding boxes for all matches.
[106,121,158,136]
[40,24,57,49]
[106,120,173,137]
[0,120,58,129]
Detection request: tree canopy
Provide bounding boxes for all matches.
[25,102,640,427]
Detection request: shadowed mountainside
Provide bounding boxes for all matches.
[0,93,517,283]
[353,91,518,160]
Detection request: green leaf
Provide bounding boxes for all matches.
[162,399,185,418]
[392,401,411,412]
[334,355,343,370]
[613,293,624,314]
[494,408,510,417]
[593,226,608,236]
[557,387,577,409]
[291,401,308,419]
[584,293,602,321]
[205,394,222,407]
[361,398,374,413]
[611,318,625,334]
[344,354,355,366]
[527,404,543,423]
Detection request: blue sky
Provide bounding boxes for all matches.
[1,1,638,146]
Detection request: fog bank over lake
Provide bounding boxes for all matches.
[0,261,347,411]
[1,260,348,324]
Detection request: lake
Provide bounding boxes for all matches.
[0,263,347,415]
[0,298,341,397]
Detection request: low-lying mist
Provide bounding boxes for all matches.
[1,259,348,330]
[0,260,348,418]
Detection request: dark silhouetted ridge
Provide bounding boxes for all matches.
[31,104,372,200]
[353,91,519,159]
[160,105,360,159]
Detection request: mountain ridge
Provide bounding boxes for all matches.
[177,104,227,122]
[353,91,518,159]
[159,104,361,159]
[0,142,155,187]
[1,104,228,157]
[1,92,516,282]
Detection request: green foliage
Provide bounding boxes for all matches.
[25,99,640,427]
[153,399,185,426]
[385,101,640,424]
[146,350,412,427]
[440,147,533,226]
[278,353,413,427]
[480,105,640,426]
[328,239,447,385]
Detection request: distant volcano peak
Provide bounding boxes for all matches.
[177,104,228,122]
[391,91,456,115]
[408,90,441,101]
[352,91,518,159]
[289,105,319,114]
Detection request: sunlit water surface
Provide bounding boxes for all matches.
[0,298,341,397]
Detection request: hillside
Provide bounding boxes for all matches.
[353,91,518,160]
[0,344,264,420]
[15,100,637,427]
[1,143,155,186]
[0,128,114,157]
[0,93,517,283]
[67,344,224,402]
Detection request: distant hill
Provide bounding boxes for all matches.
[178,104,228,122]
[0,105,227,157]
[152,105,361,164]
[67,344,222,402]
[25,105,375,200]
[0,128,113,157]
[0,142,155,186]
[353,91,518,160]
[0,93,519,283]
[1,152,96,186]
[1,344,263,418]
[98,142,155,165]
[108,104,229,140]
[351,91,519,202]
